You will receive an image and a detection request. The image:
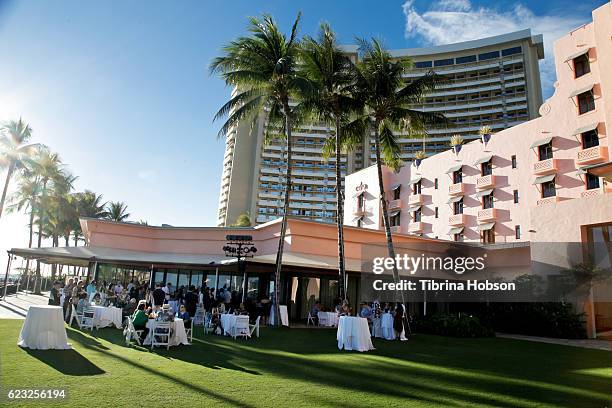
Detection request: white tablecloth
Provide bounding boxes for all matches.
[336,316,374,352]
[381,313,395,340]
[371,317,382,338]
[143,318,190,346]
[318,311,339,327]
[92,306,123,329]
[18,305,71,350]
[220,314,250,336]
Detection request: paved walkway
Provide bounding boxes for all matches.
[497,333,612,351]
[0,292,50,319]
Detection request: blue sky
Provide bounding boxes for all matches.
[0,0,606,267]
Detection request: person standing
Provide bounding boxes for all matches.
[152,283,166,310]
[184,285,198,318]
[48,281,62,306]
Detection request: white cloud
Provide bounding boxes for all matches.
[402,0,587,97]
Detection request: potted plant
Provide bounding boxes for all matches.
[479,125,492,145]
[414,150,426,168]
[450,134,463,155]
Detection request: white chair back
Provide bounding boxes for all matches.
[124,317,144,346]
[151,321,172,350]
[307,312,315,326]
[249,316,261,338]
[233,316,250,339]
[184,319,194,343]
[81,307,95,331]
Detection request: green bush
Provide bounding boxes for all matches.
[413,313,494,338]
[487,302,586,339]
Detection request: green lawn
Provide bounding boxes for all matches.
[1,319,611,407]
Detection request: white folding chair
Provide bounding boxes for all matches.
[318,312,328,327]
[184,319,193,343]
[233,316,250,339]
[151,322,172,350]
[124,317,144,346]
[69,304,83,328]
[249,316,261,338]
[81,308,95,331]
[307,312,315,326]
[194,307,205,326]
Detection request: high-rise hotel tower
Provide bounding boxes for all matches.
[217,30,544,227]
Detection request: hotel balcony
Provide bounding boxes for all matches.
[581,189,606,199]
[353,206,367,216]
[533,158,558,175]
[536,196,559,206]
[387,199,403,210]
[476,175,496,190]
[448,183,465,195]
[408,222,424,233]
[576,146,608,166]
[477,208,497,223]
[448,214,465,226]
[408,194,423,206]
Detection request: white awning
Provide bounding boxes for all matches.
[474,188,494,198]
[477,222,496,231]
[448,227,464,235]
[445,164,462,174]
[532,174,556,185]
[409,176,422,185]
[354,190,365,198]
[408,204,422,211]
[446,196,463,204]
[572,122,599,136]
[389,210,401,217]
[473,154,493,166]
[390,184,401,191]
[530,136,554,149]
[568,84,594,98]
[563,48,589,63]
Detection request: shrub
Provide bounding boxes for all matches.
[412,313,494,338]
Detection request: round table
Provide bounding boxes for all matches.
[92,306,123,329]
[220,314,249,336]
[317,312,339,327]
[143,318,190,347]
[336,316,375,352]
[18,305,71,350]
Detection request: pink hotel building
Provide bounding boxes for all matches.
[345,3,612,247]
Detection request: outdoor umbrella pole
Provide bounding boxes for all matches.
[2,253,13,300]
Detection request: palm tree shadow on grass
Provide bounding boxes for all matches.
[22,348,105,376]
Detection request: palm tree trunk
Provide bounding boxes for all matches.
[373,124,406,306]
[24,207,34,276]
[34,179,47,294]
[0,161,15,221]
[335,118,346,301]
[273,105,293,326]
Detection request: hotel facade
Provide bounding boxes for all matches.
[217,30,544,227]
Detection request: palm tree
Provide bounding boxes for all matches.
[73,190,108,244]
[232,212,252,227]
[7,174,41,275]
[0,119,37,222]
[210,13,308,325]
[299,23,364,300]
[107,201,130,222]
[29,148,64,291]
[356,38,445,304]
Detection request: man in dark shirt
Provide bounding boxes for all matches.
[152,283,166,308]
[48,281,62,306]
[184,286,198,317]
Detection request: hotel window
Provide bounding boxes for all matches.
[581,129,599,149]
[435,207,439,219]
[454,232,464,242]
[541,178,556,198]
[481,159,492,176]
[538,142,553,161]
[515,225,521,240]
[455,55,477,64]
[413,208,422,222]
[586,173,600,190]
[577,91,595,115]
[511,155,517,168]
[390,212,401,227]
[357,194,364,211]
[483,192,494,209]
[434,178,438,189]
[501,46,522,56]
[478,51,500,61]
[481,227,495,244]
[434,58,454,67]
[393,185,401,200]
[513,190,519,204]
[453,169,463,184]
[573,53,590,78]
[453,199,464,215]
[413,181,421,194]
[415,61,433,69]
[357,217,363,228]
